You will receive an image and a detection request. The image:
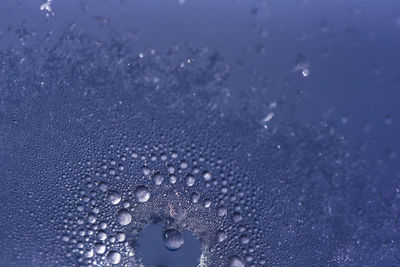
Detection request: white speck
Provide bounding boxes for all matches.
[269,101,277,109]
[262,112,274,129]
[40,0,54,17]
[302,68,310,78]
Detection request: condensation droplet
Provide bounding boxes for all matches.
[107,251,121,265]
[217,230,227,242]
[135,186,150,203]
[116,209,132,226]
[163,229,184,251]
[228,256,245,267]
[107,190,121,205]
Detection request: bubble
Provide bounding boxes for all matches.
[186,175,195,187]
[240,235,250,245]
[204,199,212,208]
[107,251,121,265]
[135,186,150,203]
[232,213,242,223]
[94,243,106,254]
[169,174,177,184]
[228,256,245,267]
[217,206,227,216]
[162,229,184,251]
[179,161,188,169]
[85,249,94,258]
[107,190,121,205]
[216,230,227,242]
[191,192,200,203]
[203,171,212,181]
[116,232,126,242]
[152,172,164,185]
[97,231,107,241]
[116,209,132,226]
[142,166,150,176]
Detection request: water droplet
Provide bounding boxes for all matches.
[169,174,177,184]
[152,172,164,185]
[186,175,195,187]
[107,251,121,265]
[163,229,184,251]
[94,243,106,254]
[191,192,200,203]
[217,206,227,216]
[142,166,150,176]
[97,231,107,241]
[232,213,242,223]
[135,186,150,203]
[203,171,212,181]
[240,235,250,244]
[107,190,121,205]
[217,230,227,242]
[116,232,126,242]
[116,209,132,226]
[204,199,212,208]
[228,256,245,267]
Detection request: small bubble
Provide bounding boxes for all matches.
[135,186,151,203]
[152,172,164,185]
[217,206,227,216]
[99,182,108,192]
[107,251,121,265]
[228,256,245,267]
[116,209,132,226]
[186,175,195,187]
[107,191,121,205]
[169,174,177,184]
[97,231,107,241]
[217,230,227,242]
[116,232,126,242]
[232,213,242,223]
[163,229,184,251]
[240,235,250,244]
[203,171,212,181]
[180,161,188,169]
[94,243,106,254]
[191,192,200,203]
[142,166,150,176]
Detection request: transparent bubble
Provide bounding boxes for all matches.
[186,175,195,187]
[152,172,164,185]
[228,256,245,267]
[135,186,151,203]
[217,230,227,242]
[116,209,132,226]
[94,243,106,254]
[107,190,121,205]
[162,229,184,251]
[107,251,121,265]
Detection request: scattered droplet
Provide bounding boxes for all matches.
[116,209,132,226]
[135,186,150,203]
[228,256,245,267]
[163,229,184,251]
[107,251,121,265]
[186,175,195,187]
[217,230,227,242]
[107,190,121,205]
[152,172,164,185]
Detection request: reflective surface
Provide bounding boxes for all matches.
[0,0,399,266]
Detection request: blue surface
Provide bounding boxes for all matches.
[0,0,399,266]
